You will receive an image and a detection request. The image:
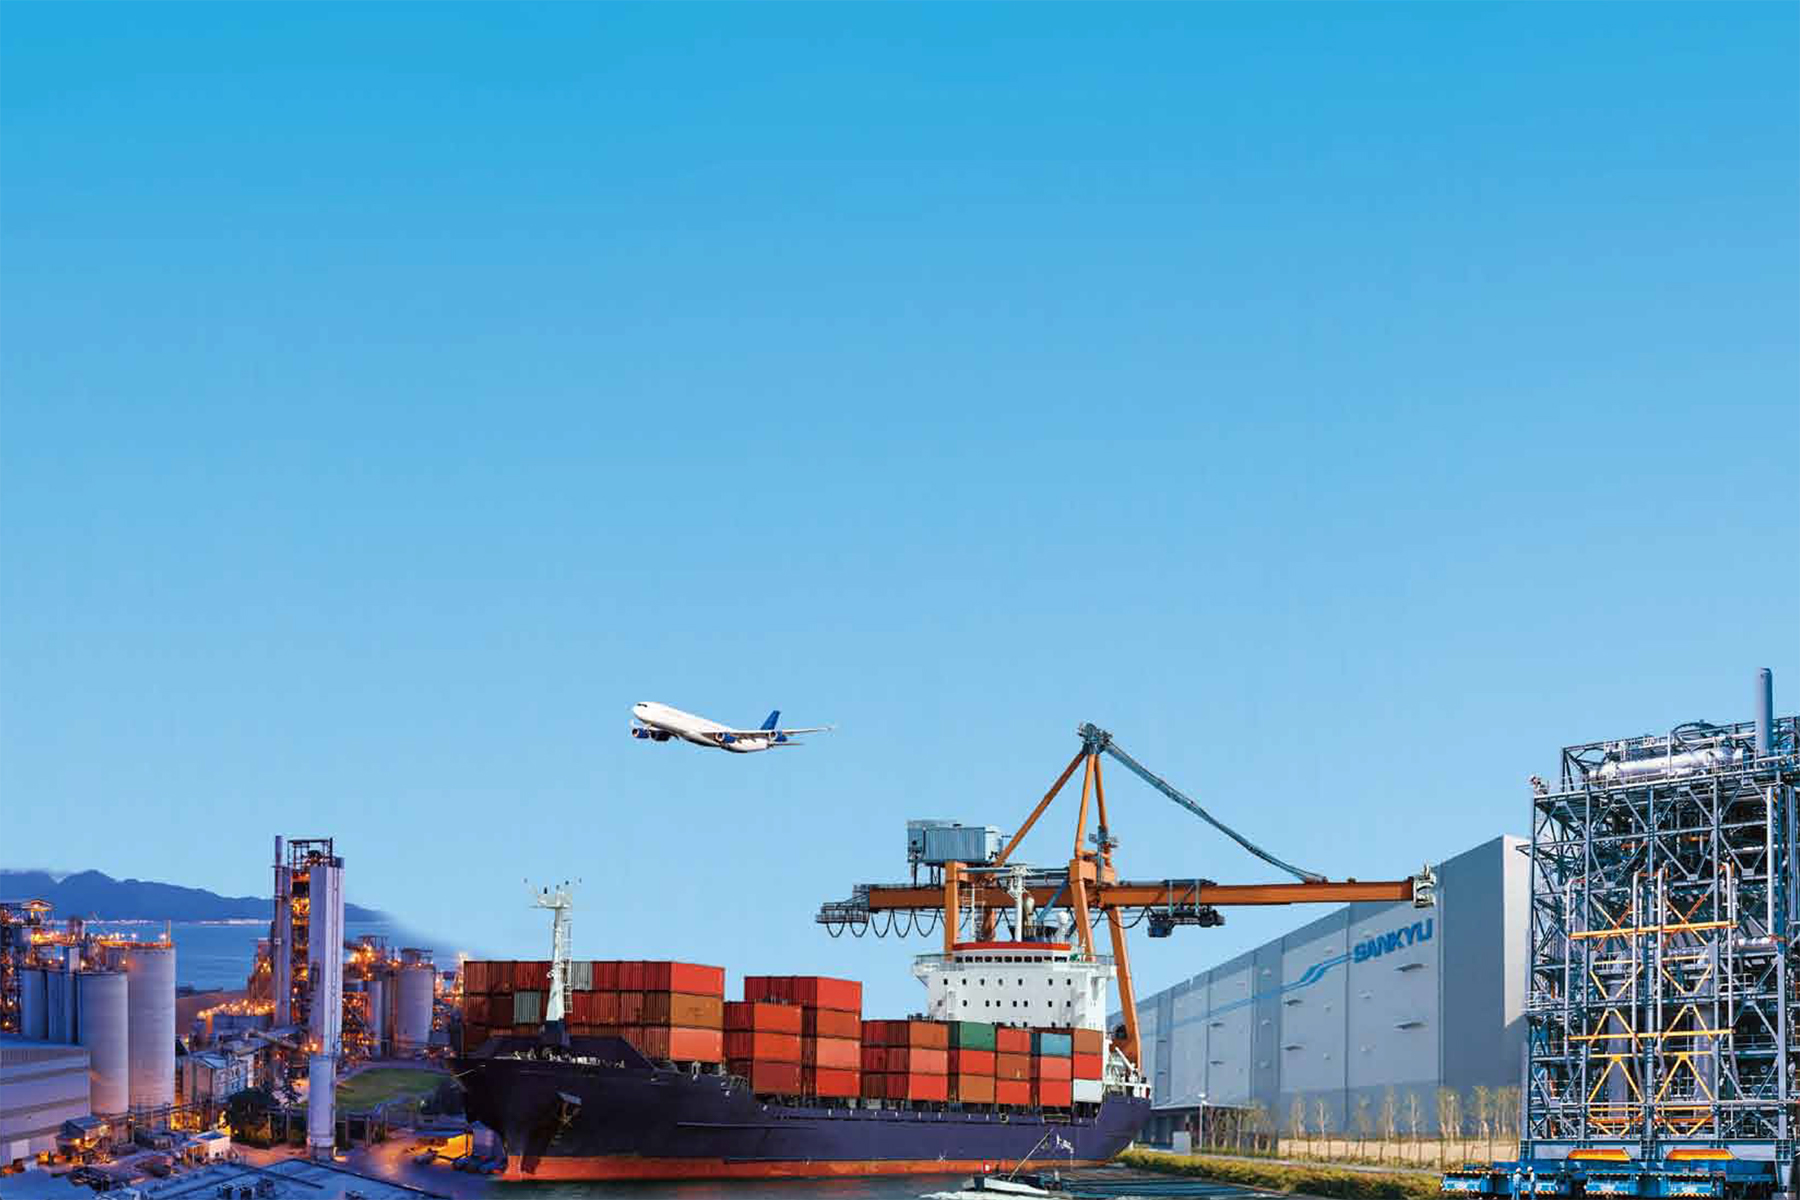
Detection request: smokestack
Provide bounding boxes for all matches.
[1754,668,1773,758]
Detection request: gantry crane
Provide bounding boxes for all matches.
[818,723,1435,1072]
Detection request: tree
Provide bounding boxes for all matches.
[1314,1096,1332,1158]
[1405,1090,1423,1157]
[1379,1087,1399,1164]
[1247,1101,1269,1155]
[1472,1085,1492,1158]
[223,1087,275,1145]
[1290,1094,1307,1156]
[1435,1087,1462,1169]
[1353,1095,1374,1160]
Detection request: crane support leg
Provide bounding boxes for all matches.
[1106,904,1141,1070]
[942,860,961,956]
[1069,754,1098,959]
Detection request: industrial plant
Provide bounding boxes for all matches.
[0,833,443,1174]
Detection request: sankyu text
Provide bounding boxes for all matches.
[1351,918,1434,963]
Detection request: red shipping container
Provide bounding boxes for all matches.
[802,1008,861,1040]
[644,962,725,997]
[1033,1078,1073,1108]
[742,975,790,1004]
[730,1059,803,1094]
[570,991,600,1023]
[619,961,645,992]
[785,976,861,1012]
[1072,1052,1102,1079]
[862,1020,949,1049]
[618,992,645,1024]
[802,1037,859,1070]
[882,1073,949,1102]
[995,1026,1031,1054]
[1031,1055,1072,1081]
[995,1079,1030,1106]
[863,1046,946,1074]
[803,1066,861,1099]
[725,1030,801,1062]
[514,960,549,991]
[995,1052,1031,1082]
[949,1049,995,1075]
[488,962,515,997]
[1071,1028,1104,1056]
[952,1073,996,1104]
[593,960,619,991]
[463,961,491,995]
[643,993,724,1028]
[724,1001,803,1034]
[638,1025,722,1063]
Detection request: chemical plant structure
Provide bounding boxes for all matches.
[818,721,1437,1078]
[1444,670,1798,1200]
[0,903,178,1136]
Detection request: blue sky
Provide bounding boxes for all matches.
[3,3,1795,1016]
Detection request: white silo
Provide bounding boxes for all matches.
[307,1053,336,1157]
[393,964,433,1056]
[46,961,75,1042]
[20,967,48,1040]
[77,970,129,1115]
[308,858,344,1055]
[118,944,176,1113]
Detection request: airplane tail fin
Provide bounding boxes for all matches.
[759,710,780,731]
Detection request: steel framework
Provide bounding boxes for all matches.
[1521,714,1798,1185]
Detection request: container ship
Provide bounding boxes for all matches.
[457,729,1433,1180]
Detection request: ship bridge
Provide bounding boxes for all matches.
[912,940,1114,1031]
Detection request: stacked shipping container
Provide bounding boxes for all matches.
[460,960,724,1064]
[861,1020,949,1102]
[744,975,864,1100]
[462,964,1110,1111]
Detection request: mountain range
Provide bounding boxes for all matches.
[0,869,387,923]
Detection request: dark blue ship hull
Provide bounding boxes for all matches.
[458,1036,1150,1181]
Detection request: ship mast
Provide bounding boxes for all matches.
[532,882,575,1023]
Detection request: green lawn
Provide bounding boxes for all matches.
[336,1067,446,1110]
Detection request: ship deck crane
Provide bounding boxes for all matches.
[818,723,1435,1073]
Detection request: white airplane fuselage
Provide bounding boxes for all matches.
[630,702,780,753]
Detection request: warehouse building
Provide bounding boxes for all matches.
[1123,834,1527,1142]
[0,1034,92,1166]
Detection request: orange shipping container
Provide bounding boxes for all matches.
[802,1037,859,1070]
[644,962,725,997]
[724,1001,803,1034]
[1031,1055,1072,1081]
[802,1008,861,1040]
[995,1052,1031,1082]
[1034,1078,1073,1107]
[995,1078,1031,1106]
[1071,1028,1103,1056]
[862,1046,947,1074]
[631,1025,723,1063]
[949,1049,995,1075]
[862,1020,949,1049]
[879,1073,949,1102]
[731,1059,803,1094]
[1072,1052,1102,1079]
[995,1027,1031,1054]
[803,1066,861,1099]
[724,1030,801,1062]
[786,976,861,1012]
[642,993,724,1028]
[952,1073,996,1104]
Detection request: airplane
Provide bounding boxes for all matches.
[629,702,834,753]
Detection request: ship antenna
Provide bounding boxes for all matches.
[530,880,579,1023]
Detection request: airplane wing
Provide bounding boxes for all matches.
[713,725,836,738]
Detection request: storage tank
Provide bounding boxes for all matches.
[19,967,48,1040]
[77,970,129,1115]
[46,963,75,1043]
[365,975,386,1052]
[117,944,176,1112]
[393,964,433,1056]
[306,1053,335,1157]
